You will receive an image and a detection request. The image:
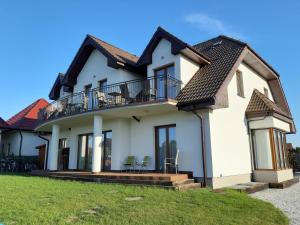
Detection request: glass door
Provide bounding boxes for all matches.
[155,125,177,172]
[77,134,93,170]
[102,131,112,171]
[154,65,175,99]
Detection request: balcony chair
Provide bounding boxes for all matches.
[123,156,136,172]
[119,83,135,104]
[164,150,179,174]
[96,90,107,107]
[136,156,150,173]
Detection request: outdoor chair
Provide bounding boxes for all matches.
[136,156,150,173]
[120,83,135,103]
[96,90,107,108]
[123,156,136,172]
[164,150,179,174]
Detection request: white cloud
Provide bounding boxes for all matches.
[184,13,245,40]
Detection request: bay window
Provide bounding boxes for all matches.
[252,128,288,170]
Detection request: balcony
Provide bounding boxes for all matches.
[39,75,182,122]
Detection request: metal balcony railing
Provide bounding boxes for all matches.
[39,75,182,121]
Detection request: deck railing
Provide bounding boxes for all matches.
[39,75,182,121]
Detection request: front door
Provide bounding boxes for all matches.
[155,125,177,172]
[77,134,93,170]
[102,131,112,171]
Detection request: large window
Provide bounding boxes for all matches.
[252,129,273,169]
[154,64,175,99]
[155,124,177,172]
[58,138,67,170]
[77,134,93,170]
[252,128,288,170]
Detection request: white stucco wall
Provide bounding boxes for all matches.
[53,109,211,178]
[209,62,275,178]
[1,131,46,156]
[73,50,142,93]
[147,38,199,85]
[249,116,291,132]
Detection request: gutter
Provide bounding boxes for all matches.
[38,134,50,170]
[18,131,23,158]
[192,110,207,187]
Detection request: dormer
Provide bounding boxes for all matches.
[137,27,210,85]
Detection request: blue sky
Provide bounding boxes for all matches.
[0,0,299,145]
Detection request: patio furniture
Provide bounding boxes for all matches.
[108,91,122,105]
[119,83,135,103]
[164,150,179,174]
[136,156,150,173]
[96,90,107,107]
[123,156,136,172]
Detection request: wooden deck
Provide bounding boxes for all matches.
[31,170,202,190]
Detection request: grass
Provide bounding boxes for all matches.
[0,174,288,225]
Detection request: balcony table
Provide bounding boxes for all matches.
[108,91,122,105]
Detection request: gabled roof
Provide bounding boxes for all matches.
[246,89,291,119]
[62,35,142,87]
[137,27,210,66]
[0,117,9,129]
[176,35,246,106]
[6,99,49,130]
[88,34,139,65]
[176,35,292,120]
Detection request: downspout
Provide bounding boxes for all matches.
[18,131,23,158]
[192,110,207,188]
[38,134,50,170]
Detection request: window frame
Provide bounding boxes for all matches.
[98,79,107,91]
[236,71,245,98]
[264,87,269,98]
[252,128,289,171]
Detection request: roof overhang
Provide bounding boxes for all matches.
[243,47,279,80]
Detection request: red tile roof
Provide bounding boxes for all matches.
[6,99,49,130]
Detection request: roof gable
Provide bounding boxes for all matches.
[246,89,290,118]
[49,73,65,100]
[0,117,9,129]
[62,35,141,87]
[6,99,49,130]
[137,27,210,66]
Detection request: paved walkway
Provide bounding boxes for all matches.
[251,176,300,225]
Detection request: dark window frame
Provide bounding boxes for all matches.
[154,124,176,172]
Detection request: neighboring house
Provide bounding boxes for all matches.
[0,99,49,168]
[36,27,296,189]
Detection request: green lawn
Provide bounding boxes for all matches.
[0,174,288,225]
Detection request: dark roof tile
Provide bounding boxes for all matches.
[176,36,246,106]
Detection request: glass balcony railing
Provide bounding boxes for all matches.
[39,75,182,122]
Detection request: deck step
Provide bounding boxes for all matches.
[227,182,269,194]
[176,182,202,191]
[269,177,299,189]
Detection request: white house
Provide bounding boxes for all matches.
[36,27,296,189]
[0,99,49,169]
